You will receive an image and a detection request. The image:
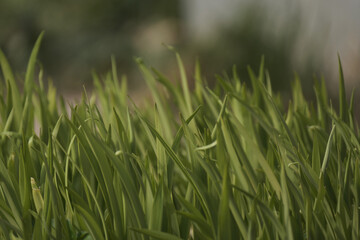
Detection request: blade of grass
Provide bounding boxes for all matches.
[320,125,336,179]
[24,32,44,96]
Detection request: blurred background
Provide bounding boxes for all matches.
[0,0,359,101]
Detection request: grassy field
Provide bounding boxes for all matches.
[0,33,359,239]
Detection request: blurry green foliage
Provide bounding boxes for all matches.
[1,1,323,97]
[0,0,180,90]
[193,4,321,94]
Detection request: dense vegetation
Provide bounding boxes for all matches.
[0,33,359,240]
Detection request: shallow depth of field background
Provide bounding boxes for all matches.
[1,0,359,101]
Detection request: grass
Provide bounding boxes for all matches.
[0,33,359,240]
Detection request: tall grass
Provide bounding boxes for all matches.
[0,33,359,239]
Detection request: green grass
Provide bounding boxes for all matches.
[0,33,359,240]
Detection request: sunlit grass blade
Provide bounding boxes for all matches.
[164,44,193,116]
[337,55,348,123]
[24,31,44,96]
[320,124,336,178]
[0,50,22,128]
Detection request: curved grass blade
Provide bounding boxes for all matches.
[74,204,105,240]
[337,55,348,123]
[0,50,22,127]
[319,125,336,179]
[130,228,182,240]
[25,31,44,96]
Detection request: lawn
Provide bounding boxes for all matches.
[0,33,359,239]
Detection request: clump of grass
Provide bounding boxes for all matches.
[0,33,359,240]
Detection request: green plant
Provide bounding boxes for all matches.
[0,33,359,239]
